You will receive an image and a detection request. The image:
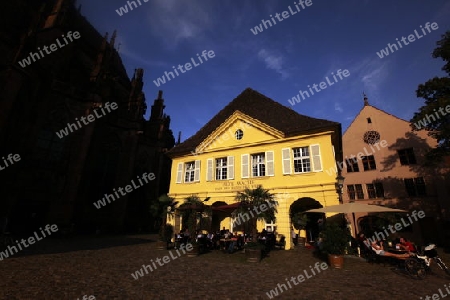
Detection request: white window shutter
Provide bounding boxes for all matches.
[266,151,274,176]
[206,158,213,181]
[227,156,234,180]
[282,148,291,174]
[176,162,183,183]
[241,154,249,178]
[310,144,322,172]
[194,160,201,182]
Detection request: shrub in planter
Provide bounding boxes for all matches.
[158,224,174,250]
[244,242,264,263]
[320,222,352,268]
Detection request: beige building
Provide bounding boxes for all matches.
[341,96,450,244]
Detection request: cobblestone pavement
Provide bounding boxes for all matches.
[1,234,449,300]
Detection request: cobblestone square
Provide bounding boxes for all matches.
[1,235,450,300]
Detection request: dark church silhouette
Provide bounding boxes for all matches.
[0,0,176,234]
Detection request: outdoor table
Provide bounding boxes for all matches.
[387,248,408,254]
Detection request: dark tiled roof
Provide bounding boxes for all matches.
[168,88,340,156]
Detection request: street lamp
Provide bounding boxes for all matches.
[336,175,345,204]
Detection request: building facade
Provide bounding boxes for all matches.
[0,0,175,234]
[341,96,450,244]
[167,88,343,249]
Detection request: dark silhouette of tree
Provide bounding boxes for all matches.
[410,31,450,162]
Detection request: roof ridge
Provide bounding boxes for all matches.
[168,88,340,156]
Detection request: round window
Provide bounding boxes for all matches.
[235,129,243,140]
[363,131,380,145]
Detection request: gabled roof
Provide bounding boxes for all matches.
[168,88,341,156]
[343,103,410,136]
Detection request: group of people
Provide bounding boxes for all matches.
[174,227,245,253]
[358,233,417,260]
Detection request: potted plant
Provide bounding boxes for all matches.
[291,212,309,248]
[150,194,177,250]
[187,239,200,257]
[234,185,278,243]
[158,224,174,250]
[244,241,265,263]
[320,222,352,268]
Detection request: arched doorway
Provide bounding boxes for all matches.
[211,201,227,233]
[290,197,323,242]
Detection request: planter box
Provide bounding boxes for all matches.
[245,248,261,263]
[328,254,344,269]
[187,244,199,257]
[156,241,166,250]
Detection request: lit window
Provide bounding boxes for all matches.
[184,162,195,182]
[215,158,227,180]
[293,147,311,173]
[251,153,265,177]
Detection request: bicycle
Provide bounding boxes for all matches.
[405,244,450,279]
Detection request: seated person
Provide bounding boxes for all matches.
[397,237,416,252]
[228,233,239,253]
[370,240,413,259]
[220,227,227,236]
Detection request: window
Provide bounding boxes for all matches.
[363,131,381,145]
[215,157,227,180]
[367,182,384,199]
[367,184,376,199]
[404,177,426,196]
[207,157,233,181]
[345,158,359,172]
[252,153,265,177]
[235,129,243,140]
[293,147,311,173]
[265,221,277,233]
[355,184,364,199]
[176,161,200,183]
[282,145,321,174]
[347,185,355,200]
[398,148,416,165]
[367,117,372,124]
[184,162,195,182]
[362,155,376,171]
[375,182,384,198]
[347,184,364,200]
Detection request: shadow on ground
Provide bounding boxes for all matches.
[1,234,158,258]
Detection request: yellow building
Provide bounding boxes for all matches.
[166,88,343,249]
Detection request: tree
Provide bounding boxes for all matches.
[149,194,177,232]
[177,195,211,238]
[234,185,278,239]
[410,31,450,162]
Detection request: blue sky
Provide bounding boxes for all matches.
[77,0,450,140]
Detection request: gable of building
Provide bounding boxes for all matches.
[168,88,341,157]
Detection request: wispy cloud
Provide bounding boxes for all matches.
[146,0,214,49]
[345,57,389,103]
[257,49,289,79]
[335,102,343,113]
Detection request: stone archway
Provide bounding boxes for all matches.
[290,197,323,242]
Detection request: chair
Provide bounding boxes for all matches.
[274,235,286,250]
